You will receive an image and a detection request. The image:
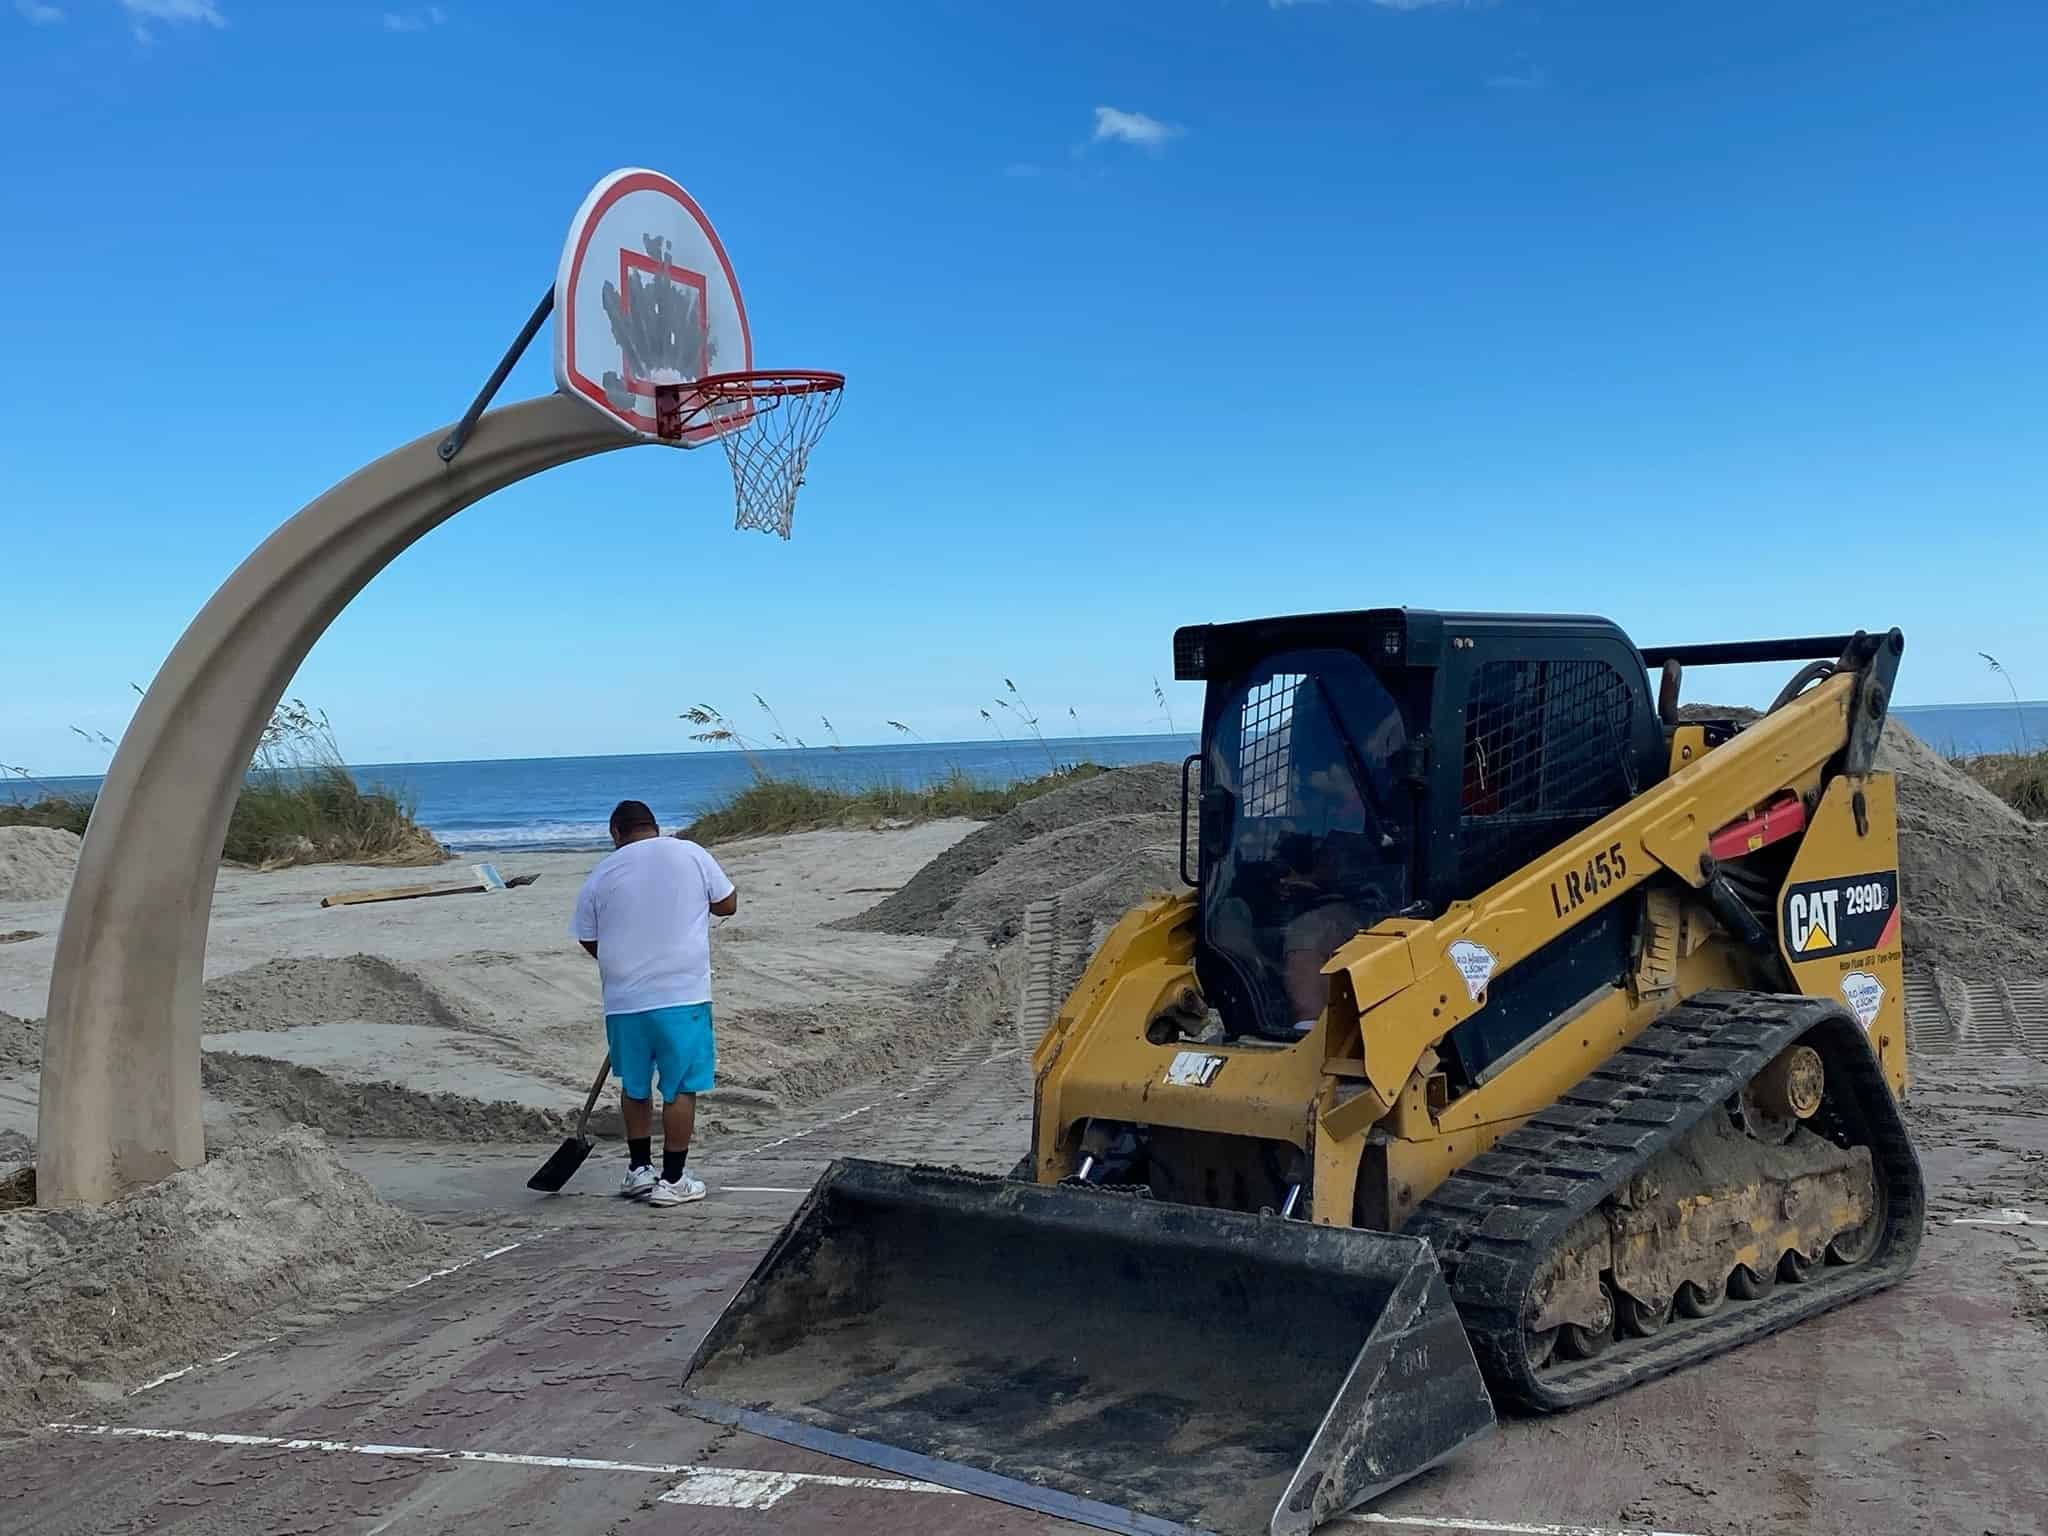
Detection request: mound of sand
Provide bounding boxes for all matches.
[0,827,80,904]
[1876,720,2048,980]
[842,764,1181,936]
[200,1052,568,1141]
[202,954,485,1035]
[946,812,1182,945]
[0,1010,38,1072]
[0,1126,441,1431]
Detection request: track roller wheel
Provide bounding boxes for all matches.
[1728,1262,1777,1301]
[1558,1281,1617,1359]
[1828,1179,1889,1267]
[1525,1326,1560,1370]
[1675,1278,1725,1319]
[1617,1288,1673,1338]
[1779,1248,1818,1284]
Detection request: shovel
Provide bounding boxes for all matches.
[527,1054,611,1193]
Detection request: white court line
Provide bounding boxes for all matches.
[658,1466,952,1510]
[50,1423,1693,1532]
[1952,1208,2048,1228]
[130,1350,247,1396]
[399,1239,527,1290]
[46,1424,952,1509]
[1343,1517,1705,1536]
[731,1100,881,1160]
[128,1238,532,1397]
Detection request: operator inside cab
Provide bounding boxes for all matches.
[1199,655,1409,1040]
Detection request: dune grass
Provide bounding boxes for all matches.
[680,763,1107,843]
[1952,750,2048,821]
[1,700,444,868]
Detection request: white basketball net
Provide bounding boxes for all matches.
[659,372,844,540]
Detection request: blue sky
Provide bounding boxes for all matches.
[3,0,2044,774]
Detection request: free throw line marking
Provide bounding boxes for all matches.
[47,1424,1703,1533]
[45,1425,951,1507]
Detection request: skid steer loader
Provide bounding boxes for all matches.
[683,611,1925,1536]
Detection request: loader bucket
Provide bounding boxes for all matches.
[682,1159,1494,1536]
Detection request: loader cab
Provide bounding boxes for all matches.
[1178,610,1666,1069]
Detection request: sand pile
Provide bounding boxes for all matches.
[0,1010,39,1073]
[1876,720,2048,980]
[200,1052,568,1141]
[947,812,1182,945]
[0,827,80,904]
[0,1126,441,1431]
[842,764,1180,936]
[203,954,485,1035]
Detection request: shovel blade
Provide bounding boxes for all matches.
[682,1159,1494,1536]
[526,1135,593,1193]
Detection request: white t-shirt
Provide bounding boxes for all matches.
[569,837,735,1015]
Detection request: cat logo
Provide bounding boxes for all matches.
[1779,872,1899,964]
[1787,889,1840,953]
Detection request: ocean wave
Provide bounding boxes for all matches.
[435,820,613,852]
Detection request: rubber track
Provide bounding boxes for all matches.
[1407,989,1926,1413]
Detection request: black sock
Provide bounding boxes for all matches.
[662,1148,688,1183]
[627,1136,651,1170]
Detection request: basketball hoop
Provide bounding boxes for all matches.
[655,370,844,539]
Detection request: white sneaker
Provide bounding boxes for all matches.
[649,1172,707,1207]
[618,1165,658,1200]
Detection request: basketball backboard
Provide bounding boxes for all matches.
[553,168,753,446]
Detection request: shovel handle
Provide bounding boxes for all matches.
[574,1054,611,1141]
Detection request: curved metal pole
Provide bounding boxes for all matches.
[37,393,633,1206]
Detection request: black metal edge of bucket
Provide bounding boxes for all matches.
[682,1159,850,1379]
[799,1157,1449,1277]
[685,1397,1219,1536]
[1270,1238,1497,1536]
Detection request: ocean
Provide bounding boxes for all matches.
[6,734,1200,854]
[10,703,2040,855]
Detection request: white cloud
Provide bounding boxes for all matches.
[15,0,65,22]
[121,0,225,43]
[1091,106,1183,152]
[383,5,446,31]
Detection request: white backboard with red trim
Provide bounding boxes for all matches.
[553,169,752,447]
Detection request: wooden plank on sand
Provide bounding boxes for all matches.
[320,872,537,908]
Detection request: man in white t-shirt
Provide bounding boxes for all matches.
[570,799,737,1208]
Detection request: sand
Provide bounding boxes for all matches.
[1876,719,2048,982]
[0,829,79,905]
[0,824,977,1150]
[842,763,1181,936]
[0,1126,441,1431]
[1,725,2044,1455]
[199,1052,572,1141]
[0,1011,36,1073]
[199,953,489,1035]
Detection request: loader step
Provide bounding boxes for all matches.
[1408,990,1925,1413]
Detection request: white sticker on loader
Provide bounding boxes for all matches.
[1841,970,1885,1030]
[1447,940,1497,1002]
[1164,1051,1225,1087]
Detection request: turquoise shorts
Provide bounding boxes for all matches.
[605,1003,715,1101]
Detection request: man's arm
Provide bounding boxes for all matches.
[693,842,739,917]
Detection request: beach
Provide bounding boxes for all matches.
[3,743,2048,1534]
